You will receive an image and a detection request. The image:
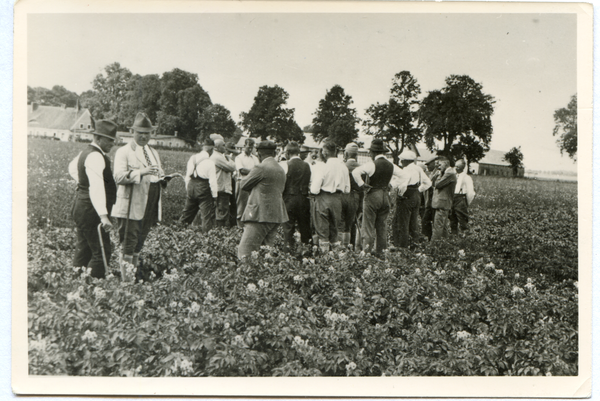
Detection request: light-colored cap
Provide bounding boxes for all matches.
[209,133,224,142]
[399,149,417,161]
[345,142,359,152]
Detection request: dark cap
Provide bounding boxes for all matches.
[93,119,118,141]
[203,137,215,147]
[256,140,277,150]
[369,138,388,153]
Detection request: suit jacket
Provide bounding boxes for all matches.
[240,157,288,224]
[432,167,457,210]
[111,141,164,221]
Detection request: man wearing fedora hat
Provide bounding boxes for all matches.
[68,119,118,279]
[112,112,166,278]
[238,140,288,259]
[235,138,259,228]
[391,149,432,248]
[352,138,406,256]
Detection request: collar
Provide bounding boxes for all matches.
[290,156,301,160]
[374,154,387,160]
[346,158,357,162]
[90,142,105,155]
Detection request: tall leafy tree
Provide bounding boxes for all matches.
[91,62,133,128]
[552,94,577,161]
[240,85,304,144]
[363,71,422,163]
[312,85,359,148]
[503,146,524,177]
[420,75,495,165]
[121,74,162,128]
[79,90,103,119]
[27,85,78,107]
[156,68,212,142]
[197,104,238,143]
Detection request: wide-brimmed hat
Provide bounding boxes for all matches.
[300,145,310,153]
[92,119,118,141]
[225,141,241,155]
[399,150,417,161]
[369,138,388,153]
[256,140,277,150]
[130,112,156,133]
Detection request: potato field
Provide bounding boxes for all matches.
[27,138,578,377]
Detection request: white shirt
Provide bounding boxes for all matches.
[235,152,259,179]
[136,144,160,183]
[195,158,219,198]
[390,162,432,196]
[68,143,109,217]
[455,170,476,205]
[185,150,210,188]
[310,157,350,195]
[352,154,405,188]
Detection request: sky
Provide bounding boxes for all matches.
[27,12,578,172]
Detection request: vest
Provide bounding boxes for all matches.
[283,158,311,196]
[346,160,360,193]
[369,157,394,189]
[77,145,117,212]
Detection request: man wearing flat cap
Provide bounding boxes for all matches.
[235,138,259,228]
[391,149,432,248]
[352,139,406,256]
[68,119,118,279]
[340,142,361,249]
[179,137,218,230]
[112,112,166,280]
[238,140,289,259]
[421,155,438,241]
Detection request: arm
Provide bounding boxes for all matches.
[208,162,219,199]
[213,154,236,173]
[418,167,432,193]
[113,147,142,185]
[185,154,196,189]
[310,165,325,195]
[68,153,81,182]
[465,175,476,205]
[391,164,409,196]
[240,165,264,192]
[341,164,350,194]
[351,161,375,187]
[235,156,251,176]
[85,153,111,227]
[434,169,457,189]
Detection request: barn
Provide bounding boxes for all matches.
[472,150,524,177]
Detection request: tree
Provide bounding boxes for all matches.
[552,94,577,161]
[79,90,103,119]
[156,68,212,142]
[312,85,359,148]
[121,74,162,129]
[197,104,238,143]
[420,75,495,165]
[504,146,524,177]
[363,71,422,163]
[27,85,78,107]
[240,85,304,144]
[91,62,133,128]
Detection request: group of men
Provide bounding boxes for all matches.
[69,111,475,280]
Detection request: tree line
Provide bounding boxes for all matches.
[31,62,580,167]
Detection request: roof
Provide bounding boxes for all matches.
[27,104,89,131]
[118,131,187,141]
[477,149,510,166]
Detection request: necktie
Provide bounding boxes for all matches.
[143,146,156,175]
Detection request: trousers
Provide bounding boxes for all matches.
[179,178,215,232]
[238,222,280,259]
[361,189,390,255]
[392,187,422,248]
[118,183,160,255]
[313,192,342,244]
[282,194,311,250]
[340,192,360,233]
[450,194,469,234]
[72,197,110,279]
[215,191,230,227]
[431,208,451,242]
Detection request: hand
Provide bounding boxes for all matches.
[100,215,113,229]
[141,165,159,176]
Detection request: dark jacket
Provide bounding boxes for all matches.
[240,157,289,223]
[283,157,311,197]
[432,167,457,210]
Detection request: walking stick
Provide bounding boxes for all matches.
[97,223,109,278]
[121,184,134,282]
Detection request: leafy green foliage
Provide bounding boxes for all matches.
[420,75,495,164]
[503,147,524,177]
[91,62,134,129]
[27,138,578,377]
[28,85,79,108]
[197,104,238,143]
[552,94,577,161]
[312,85,359,148]
[363,71,422,163]
[240,85,304,144]
[121,74,162,129]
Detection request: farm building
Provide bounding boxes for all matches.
[117,131,190,148]
[471,150,524,177]
[27,102,94,142]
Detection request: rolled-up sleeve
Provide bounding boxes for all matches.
[352,161,375,187]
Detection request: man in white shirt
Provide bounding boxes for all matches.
[352,139,406,256]
[179,139,220,231]
[68,119,118,279]
[450,159,475,236]
[310,141,350,252]
[235,138,259,228]
[184,138,214,190]
[210,139,236,227]
[391,150,432,248]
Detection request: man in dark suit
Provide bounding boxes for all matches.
[238,140,289,259]
[431,156,457,241]
[281,141,312,254]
